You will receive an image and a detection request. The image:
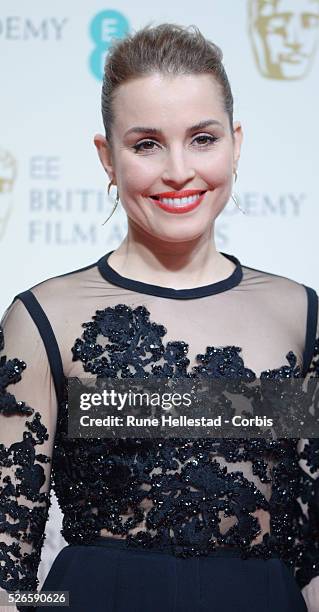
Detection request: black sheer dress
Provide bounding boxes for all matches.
[0,250,318,611]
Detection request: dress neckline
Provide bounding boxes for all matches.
[97,250,243,299]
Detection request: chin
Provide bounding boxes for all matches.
[148,225,208,243]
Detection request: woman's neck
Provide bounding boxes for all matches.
[106,229,236,290]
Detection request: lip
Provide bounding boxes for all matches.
[279,54,307,63]
[149,189,206,199]
[147,191,207,214]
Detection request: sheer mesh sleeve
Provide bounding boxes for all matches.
[295,306,319,589]
[0,297,58,598]
[1,252,317,601]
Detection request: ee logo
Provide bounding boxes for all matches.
[89,10,130,81]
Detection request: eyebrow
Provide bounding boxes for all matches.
[124,119,224,137]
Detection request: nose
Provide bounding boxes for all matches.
[284,15,302,51]
[161,146,196,188]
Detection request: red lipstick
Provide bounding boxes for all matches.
[149,189,205,199]
[146,189,207,214]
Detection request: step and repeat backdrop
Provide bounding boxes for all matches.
[1,0,319,587]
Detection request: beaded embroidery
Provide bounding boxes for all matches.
[0,304,318,595]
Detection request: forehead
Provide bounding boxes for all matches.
[112,73,225,127]
[254,0,319,15]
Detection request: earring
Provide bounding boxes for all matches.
[231,171,246,215]
[102,180,120,225]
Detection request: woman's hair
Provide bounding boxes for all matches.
[101,22,234,146]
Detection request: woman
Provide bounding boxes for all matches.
[0,23,318,612]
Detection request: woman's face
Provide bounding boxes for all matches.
[95,72,243,243]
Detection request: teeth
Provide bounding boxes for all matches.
[156,194,202,206]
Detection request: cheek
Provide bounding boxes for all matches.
[303,35,317,52]
[118,153,160,194]
[198,152,233,186]
[117,148,233,194]
[266,35,283,55]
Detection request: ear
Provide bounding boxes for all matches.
[93,134,116,183]
[232,121,243,172]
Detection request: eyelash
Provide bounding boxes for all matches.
[132,134,219,154]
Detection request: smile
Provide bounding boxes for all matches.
[147,190,207,214]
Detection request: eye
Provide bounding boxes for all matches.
[132,134,219,154]
[265,16,287,35]
[192,134,219,147]
[132,140,159,154]
[303,14,319,29]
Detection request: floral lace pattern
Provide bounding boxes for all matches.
[0,327,51,595]
[1,302,318,595]
[57,305,319,588]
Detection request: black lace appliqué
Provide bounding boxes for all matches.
[0,326,51,597]
[50,304,319,590]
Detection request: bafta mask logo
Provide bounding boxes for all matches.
[0,149,17,240]
[248,0,319,79]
